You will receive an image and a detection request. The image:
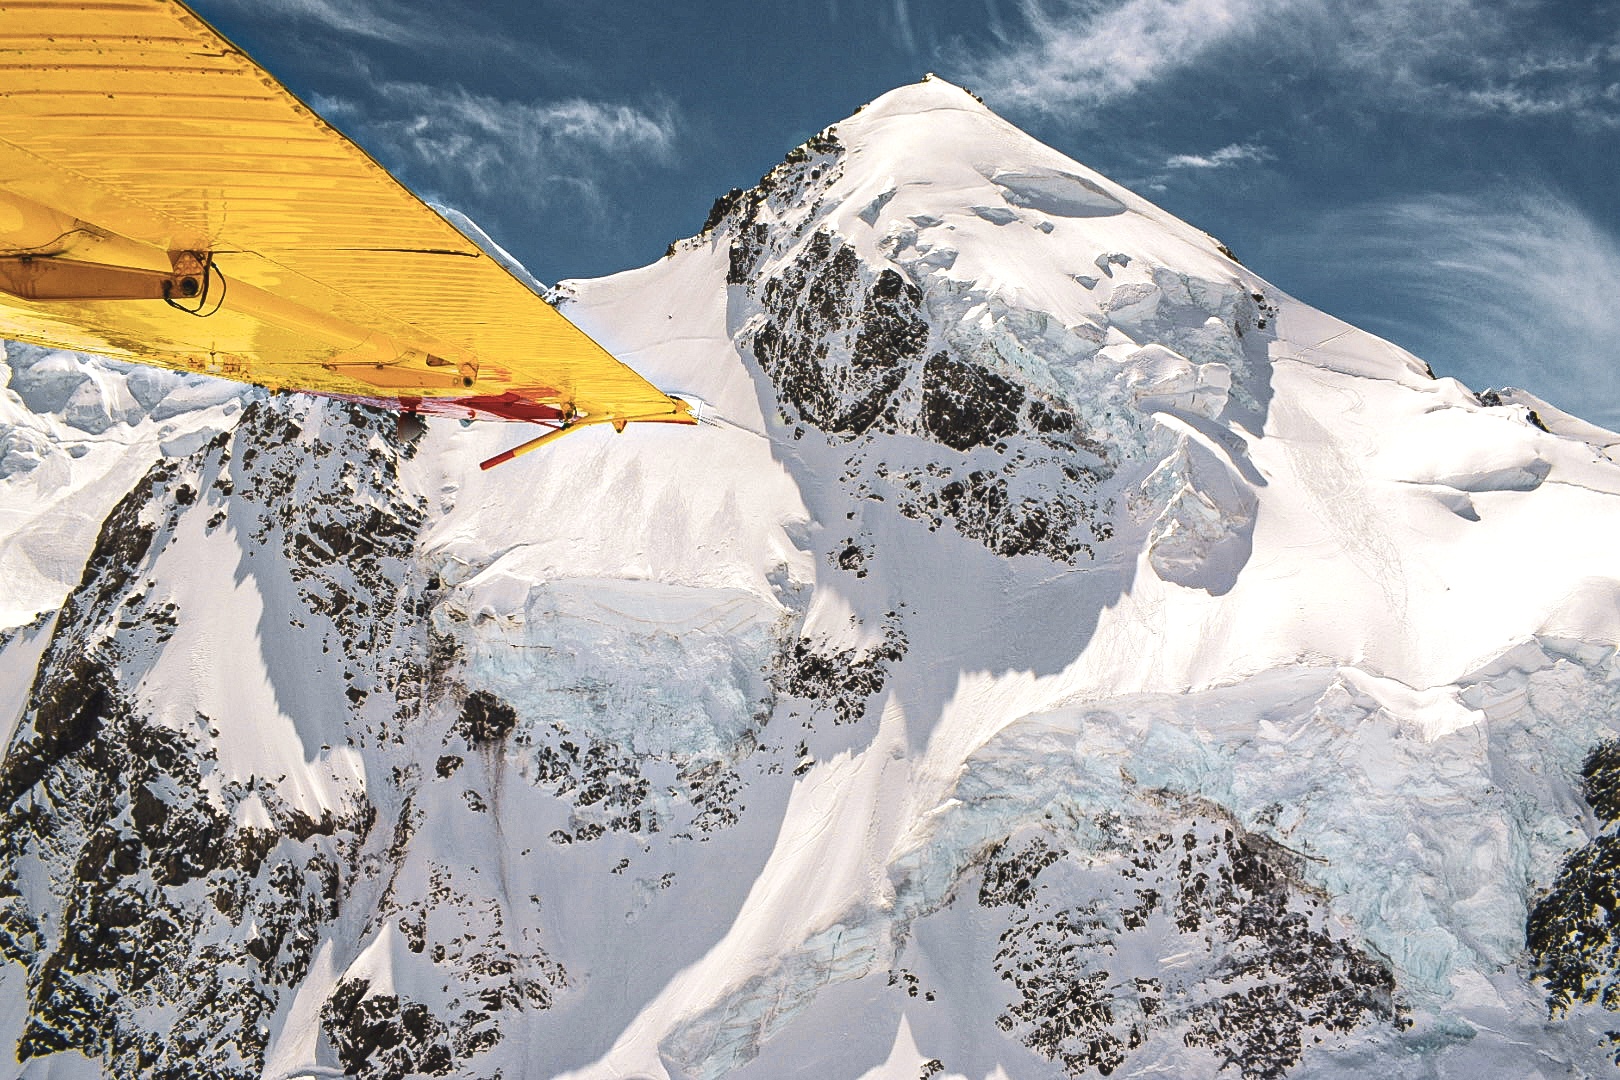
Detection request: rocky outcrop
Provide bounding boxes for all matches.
[0,398,422,1077]
[738,221,1119,564]
[771,613,908,726]
[981,810,1403,1079]
[753,234,927,436]
[323,977,454,1080]
[1529,738,1620,1027]
[706,128,1272,573]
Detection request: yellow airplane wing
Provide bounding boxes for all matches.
[0,0,691,466]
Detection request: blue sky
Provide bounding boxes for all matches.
[193,0,1620,426]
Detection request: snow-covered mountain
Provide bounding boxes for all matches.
[5,77,1620,1079]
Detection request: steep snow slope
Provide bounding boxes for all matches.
[4,77,1620,1080]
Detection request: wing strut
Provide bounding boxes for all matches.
[479,409,693,471]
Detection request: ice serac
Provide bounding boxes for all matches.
[4,75,1620,1080]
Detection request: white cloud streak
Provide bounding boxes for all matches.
[1302,189,1620,427]
[893,0,919,52]
[208,0,432,45]
[388,86,677,160]
[1164,142,1270,169]
[318,85,678,214]
[969,0,1620,127]
[978,0,1275,111]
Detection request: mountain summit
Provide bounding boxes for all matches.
[4,78,1620,1080]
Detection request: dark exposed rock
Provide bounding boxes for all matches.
[753,233,927,435]
[1028,396,1077,436]
[983,812,1401,1078]
[0,398,425,1077]
[887,967,936,1001]
[426,628,463,700]
[771,615,908,726]
[920,353,1024,451]
[532,731,653,842]
[854,271,929,367]
[323,977,453,1080]
[892,465,1112,563]
[1584,740,1620,824]
[516,699,764,853]
[703,187,747,237]
[1529,741,1620,1022]
[679,757,747,834]
[3,700,359,1076]
[456,690,518,746]
[0,652,116,810]
[708,128,843,285]
[714,125,1130,569]
[0,449,190,811]
[371,857,568,1069]
[979,834,1063,908]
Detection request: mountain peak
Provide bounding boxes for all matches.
[853,74,989,121]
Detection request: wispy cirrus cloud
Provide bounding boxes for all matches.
[203,0,557,67]
[316,85,679,219]
[967,0,1620,127]
[1454,38,1620,121]
[971,0,1275,112]
[206,0,434,46]
[1282,188,1620,427]
[892,0,919,52]
[381,85,678,163]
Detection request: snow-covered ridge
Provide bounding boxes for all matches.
[0,341,248,633]
[4,76,1620,1080]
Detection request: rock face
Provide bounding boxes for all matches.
[1529,737,1620,1032]
[980,816,1403,1080]
[5,77,1620,1079]
[701,92,1275,576]
[0,399,417,1076]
